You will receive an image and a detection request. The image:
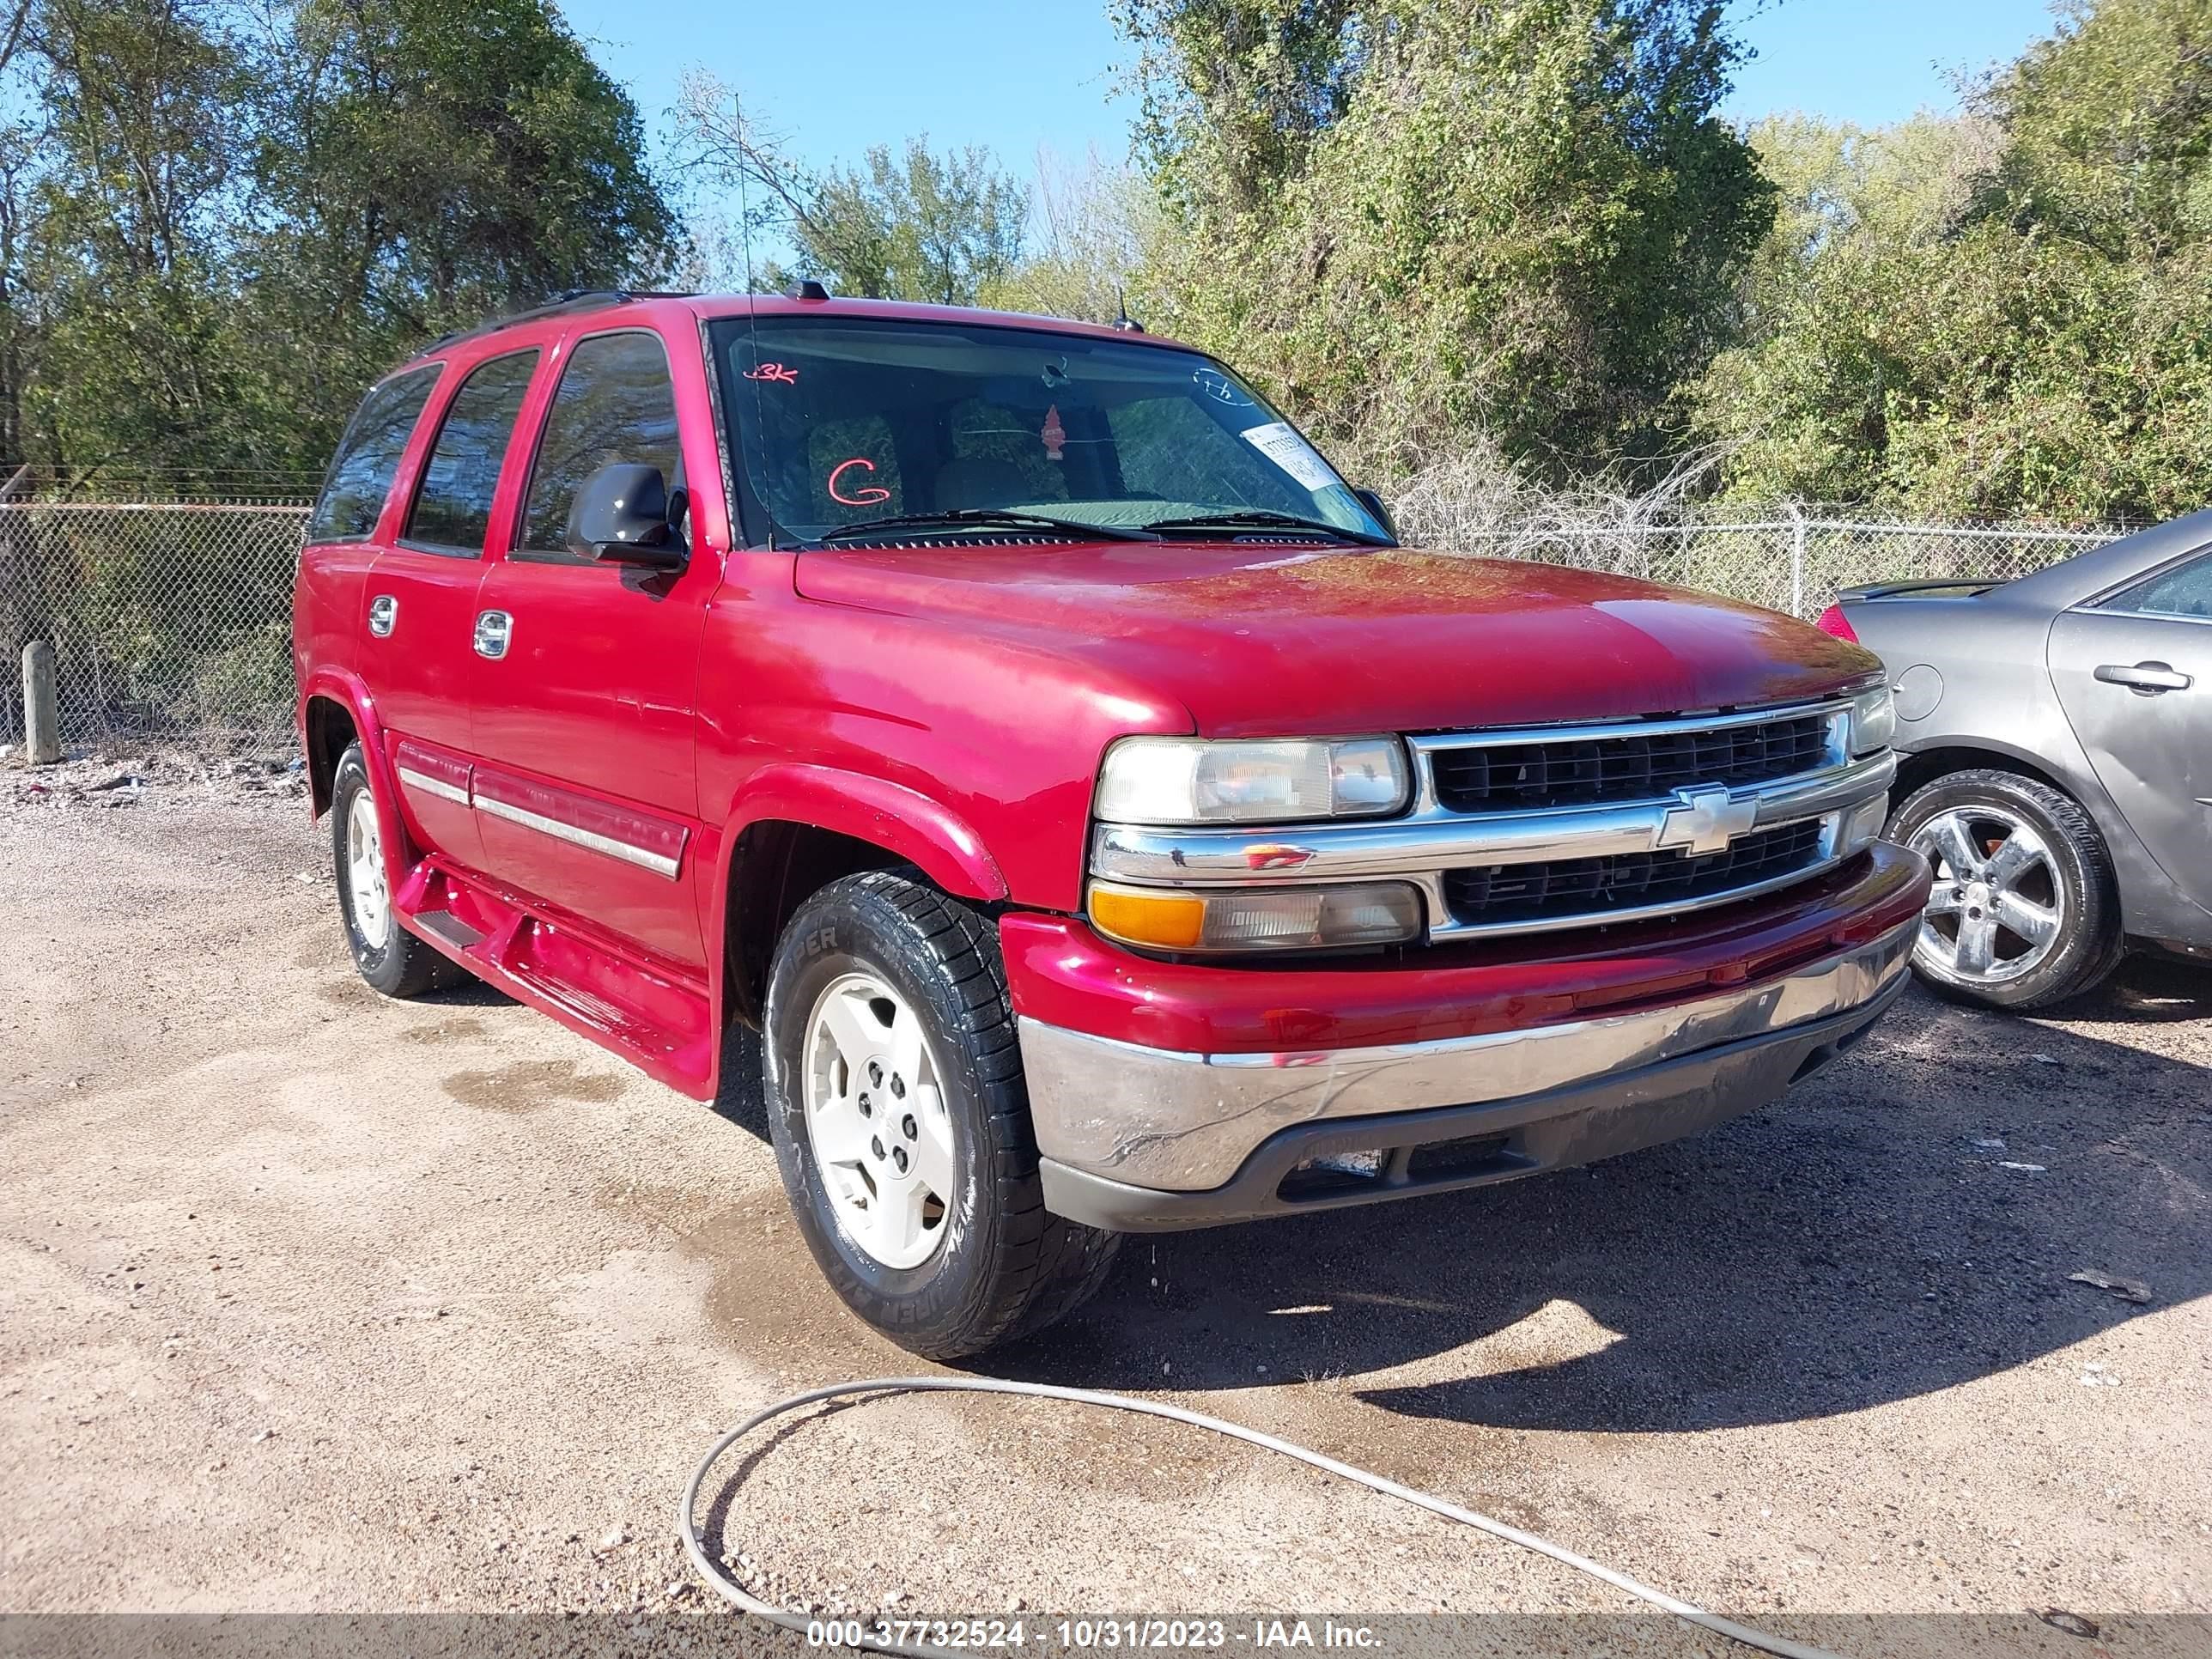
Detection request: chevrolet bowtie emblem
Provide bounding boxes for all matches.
[1656,785,1758,857]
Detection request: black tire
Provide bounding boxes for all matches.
[331,743,465,999]
[763,871,1121,1358]
[1887,767,2126,1012]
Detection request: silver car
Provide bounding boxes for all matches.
[1827,510,2212,1010]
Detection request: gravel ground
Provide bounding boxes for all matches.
[1,762,2207,1655]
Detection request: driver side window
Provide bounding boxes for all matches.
[519,331,684,564]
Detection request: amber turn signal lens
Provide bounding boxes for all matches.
[1090,879,1424,952]
[1089,884,1206,950]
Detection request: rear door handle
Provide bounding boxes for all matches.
[2094,660,2193,695]
[473,610,513,659]
[368,594,398,638]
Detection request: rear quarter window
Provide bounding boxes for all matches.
[2107,552,2212,619]
[307,366,441,544]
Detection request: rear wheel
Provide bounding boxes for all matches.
[763,872,1121,1358]
[331,742,465,998]
[1887,768,2125,1011]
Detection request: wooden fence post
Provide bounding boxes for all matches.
[22,641,59,764]
[21,641,59,765]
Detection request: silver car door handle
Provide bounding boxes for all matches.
[473,610,513,659]
[368,594,398,638]
[2094,660,2192,695]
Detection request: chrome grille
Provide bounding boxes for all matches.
[1088,695,1896,948]
[1430,712,1830,813]
[1442,819,1828,929]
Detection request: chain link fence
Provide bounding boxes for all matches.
[0,499,313,750]
[1412,513,2122,620]
[0,493,2127,752]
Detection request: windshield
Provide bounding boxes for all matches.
[708,315,1389,546]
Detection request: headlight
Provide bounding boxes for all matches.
[1095,736,1410,825]
[1090,879,1423,952]
[1849,685,1897,755]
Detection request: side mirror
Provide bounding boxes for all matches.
[1352,487,1398,543]
[568,464,687,570]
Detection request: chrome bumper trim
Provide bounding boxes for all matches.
[1017,917,1916,1192]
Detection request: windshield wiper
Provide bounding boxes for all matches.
[816,509,1158,544]
[1141,509,1393,545]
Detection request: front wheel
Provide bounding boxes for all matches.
[763,872,1120,1358]
[1887,768,2125,1011]
[331,742,465,998]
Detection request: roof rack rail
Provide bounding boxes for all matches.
[423,288,697,353]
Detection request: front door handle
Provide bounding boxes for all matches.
[2094,660,2193,695]
[473,610,514,660]
[368,594,398,638]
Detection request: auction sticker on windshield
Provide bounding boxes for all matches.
[1242,422,1337,491]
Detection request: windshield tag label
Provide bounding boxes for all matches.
[827,457,892,506]
[1243,422,1334,490]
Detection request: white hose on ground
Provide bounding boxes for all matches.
[677,1376,1844,1659]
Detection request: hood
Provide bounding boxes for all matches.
[793,541,1881,737]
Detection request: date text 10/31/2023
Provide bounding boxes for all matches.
[805,1619,1383,1650]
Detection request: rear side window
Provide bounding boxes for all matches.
[2107,553,2212,620]
[519,331,684,562]
[307,366,440,544]
[404,349,540,554]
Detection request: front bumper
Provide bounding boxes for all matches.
[1017,907,1918,1232]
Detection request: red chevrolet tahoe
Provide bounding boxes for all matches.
[294,288,1931,1357]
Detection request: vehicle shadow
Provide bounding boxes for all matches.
[709,1023,771,1141]
[2061,951,2212,1024]
[418,976,520,1010]
[978,983,2209,1433]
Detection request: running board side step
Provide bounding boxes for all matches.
[391,860,718,1098]
[412,910,485,950]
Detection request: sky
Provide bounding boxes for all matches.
[559,0,2068,187]
[1723,0,2063,127]
[564,1,1140,182]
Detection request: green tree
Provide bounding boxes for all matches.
[5,0,674,483]
[239,0,676,467]
[1121,0,1774,478]
[16,0,260,477]
[977,150,1166,327]
[673,74,1028,307]
[1695,0,2212,521]
[1114,0,1363,216]
[1690,114,2000,506]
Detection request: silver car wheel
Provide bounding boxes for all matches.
[800,971,956,1271]
[1908,805,2067,988]
[344,789,392,952]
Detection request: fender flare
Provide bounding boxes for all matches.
[297,670,415,890]
[1897,729,2120,832]
[719,763,1009,902]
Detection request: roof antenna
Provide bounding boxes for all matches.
[730,84,780,552]
[1111,286,1145,333]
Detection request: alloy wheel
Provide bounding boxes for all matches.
[800,971,957,1270]
[1907,805,2066,988]
[345,789,392,951]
